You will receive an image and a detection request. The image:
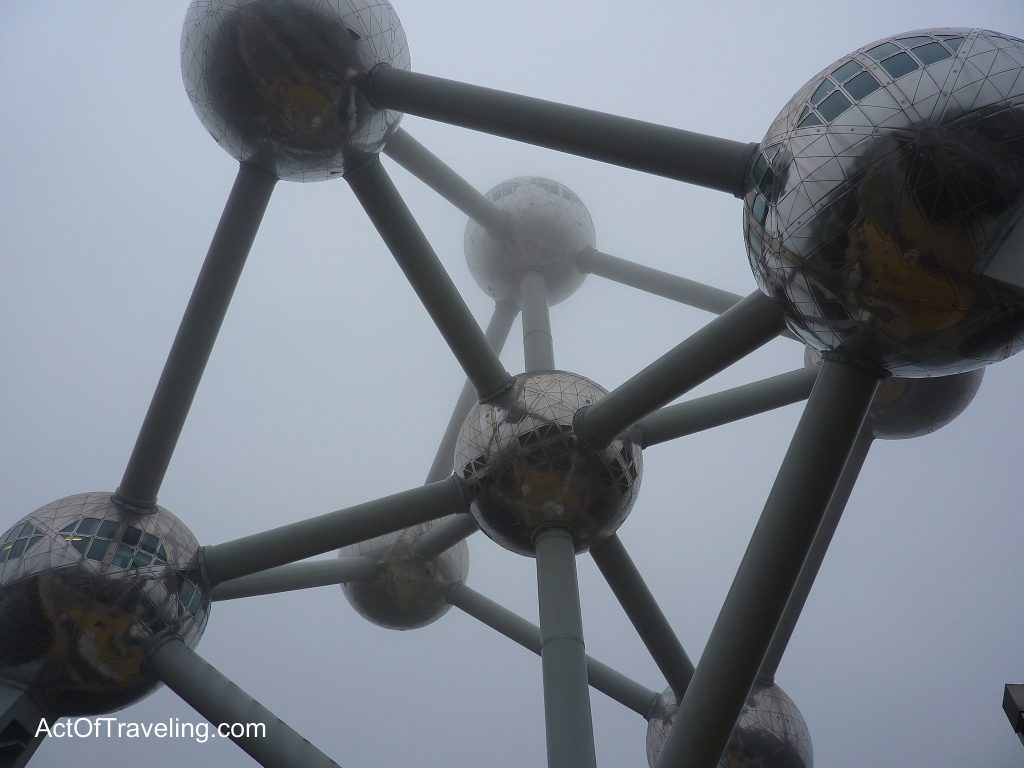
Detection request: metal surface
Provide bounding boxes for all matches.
[575,292,785,448]
[591,534,694,698]
[339,521,468,630]
[211,557,376,601]
[456,371,643,555]
[0,493,208,716]
[520,271,556,371]
[148,638,341,768]
[181,0,409,181]
[647,682,813,768]
[636,367,819,448]
[347,157,513,401]
[656,360,878,768]
[745,28,1024,376]
[535,528,597,768]
[201,476,466,585]
[116,163,276,510]
[383,128,511,235]
[363,65,758,195]
[465,177,594,306]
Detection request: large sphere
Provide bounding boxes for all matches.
[0,493,209,716]
[745,29,1024,376]
[804,348,984,439]
[455,371,642,556]
[339,522,468,631]
[464,177,594,305]
[181,0,410,181]
[646,683,813,768]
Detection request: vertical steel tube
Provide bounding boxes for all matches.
[147,638,341,768]
[590,534,695,698]
[426,300,519,483]
[115,163,276,509]
[535,528,597,768]
[520,270,555,372]
[758,429,874,681]
[655,360,879,768]
[576,292,784,448]
[346,158,512,401]
[383,128,511,236]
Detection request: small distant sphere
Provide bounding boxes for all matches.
[646,683,813,768]
[455,371,642,556]
[181,0,410,181]
[0,493,209,716]
[745,28,1024,376]
[338,522,468,631]
[804,348,984,439]
[464,177,594,305]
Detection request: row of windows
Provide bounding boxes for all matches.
[797,33,965,129]
[60,517,170,569]
[487,180,581,204]
[0,524,43,564]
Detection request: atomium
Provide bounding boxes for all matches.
[0,494,207,717]
[7,4,1024,768]
[455,371,642,556]
[745,28,1024,376]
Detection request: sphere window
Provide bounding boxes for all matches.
[844,70,881,100]
[881,52,919,79]
[897,36,933,47]
[938,35,964,51]
[831,60,862,83]
[810,79,835,105]
[866,41,900,60]
[817,90,852,121]
[913,41,953,65]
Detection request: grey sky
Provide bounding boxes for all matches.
[2,1,1023,766]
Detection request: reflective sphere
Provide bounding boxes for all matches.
[745,29,1024,376]
[455,371,642,556]
[646,683,813,768]
[0,493,209,716]
[804,348,984,439]
[181,0,410,181]
[465,177,594,305]
[339,522,468,630]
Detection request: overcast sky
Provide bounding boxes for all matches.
[2,1,1023,766]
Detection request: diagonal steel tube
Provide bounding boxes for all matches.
[448,583,659,718]
[363,66,758,197]
[635,367,819,448]
[211,557,377,601]
[383,127,511,236]
[535,528,597,768]
[201,477,467,586]
[655,360,879,768]
[347,157,512,401]
[520,270,555,372]
[758,429,874,681]
[575,292,785,448]
[426,300,519,483]
[579,249,741,315]
[147,638,341,768]
[590,534,695,699]
[412,514,479,560]
[115,163,276,510]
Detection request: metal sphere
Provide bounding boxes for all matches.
[455,371,642,556]
[646,683,813,768]
[745,28,1024,376]
[338,522,468,631]
[804,348,984,439]
[0,493,209,716]
[464,177,595,305]
[180,0,410,181]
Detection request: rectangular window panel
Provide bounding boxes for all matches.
[111,544,134,568]
[798,111,823,128]
[86,538,111,562]
[818,90,852,121]
[866,42,900,61]
[811,80,835,105]
[0,545,10,563]
[131,552,153,568]
[913,42,952,65]
[69,536,90,555]
[122,526,142,547]
[139,532,160,555]
[881,52,918,79]
[753,194,768,225]
[938,36,964,51]
[897,36,933,47]
[77,518,100,535]
[9,539,26,560]
[844,70,881,100]
[832,61,862,82]
[97,520,119,540]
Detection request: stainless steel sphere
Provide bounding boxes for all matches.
[0,493,209,716]
[646,683,813,768]
[455,371,642,556]
[804,347,984,439]
[181,0,410,181]
[745,29,1024,376]
[338,522,468,631]
[464,177,594,305]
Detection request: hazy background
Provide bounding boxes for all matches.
[2,1,1022,765]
